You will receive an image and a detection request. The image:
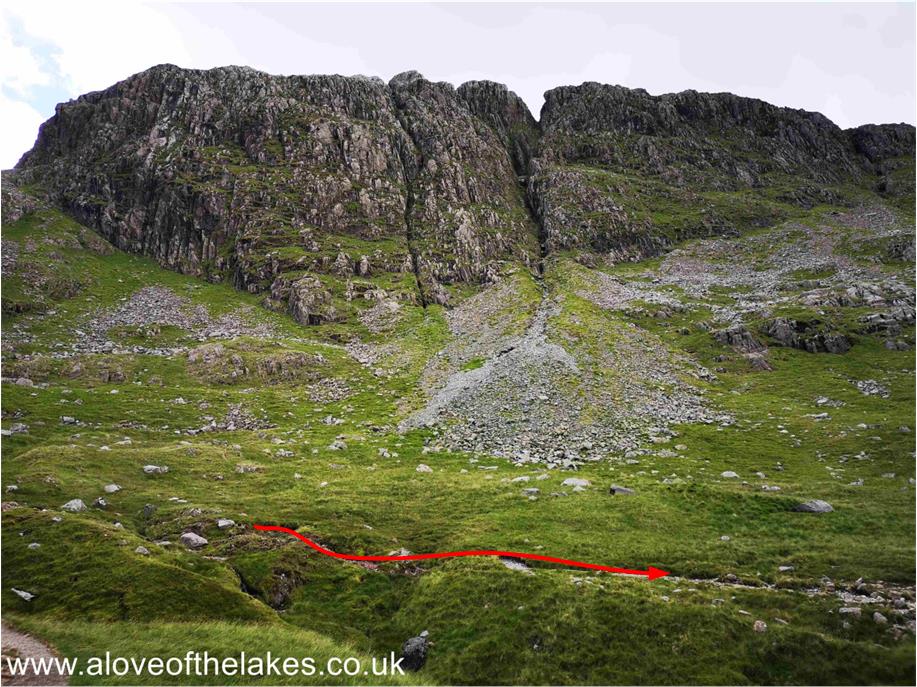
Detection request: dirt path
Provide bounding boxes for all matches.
[1,623,69,686]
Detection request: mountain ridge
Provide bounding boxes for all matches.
[11,63,915,324]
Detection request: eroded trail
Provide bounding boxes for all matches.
[1,623,70,686]
[254,523,669,579]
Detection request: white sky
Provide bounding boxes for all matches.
[1,1,915,169]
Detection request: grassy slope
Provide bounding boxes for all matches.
[2,196,914,684]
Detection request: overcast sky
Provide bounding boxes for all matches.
[1,1,915,168]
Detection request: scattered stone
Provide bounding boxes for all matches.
[61,498,87,512]
[721,471,739,479]
[416,464,433,473]
[216,518,235,529]
[142,465,169,474]
[135,546,150,556]
[500,557,533,574]
[561,478,590,488]
[793,499,833,513]
[753,620,767,633]
[609,484,635,495]
[103,484,122,493]
[180,532,208,549]
[854,379,890,398]
[12,588,35,601]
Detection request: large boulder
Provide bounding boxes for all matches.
[763,318,851,354]
[180,532,209,549]
[400,631,429,672]
[714,324,766,353]
[61,499,87,512]
[793,499,834,513]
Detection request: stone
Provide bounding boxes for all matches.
[753,620,767,633]
[714,325,765,353]
[217,518,236,529]
[763,318,851,354]
[61,498,87,512]
[12,588,35,601]
[400,631,429,672]
[838,607,861,617]
[609,484,635,495]
[135,546,150,556]
[500,557,533,574]
[92,497,108,509]
[561,478,590,488]
[143,465,169,474]
[793,499,833,513]
[873,611,888,624]
[103,484,122,493]
[416,464,433,473]
[720,471,739,479]
[180,532,208,549]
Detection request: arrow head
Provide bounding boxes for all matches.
[646,566,670,581]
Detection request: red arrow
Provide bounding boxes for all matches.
[253,524,670,581]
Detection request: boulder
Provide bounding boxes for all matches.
[143,465,169,474]
[763,318,851,354]
[400,631,429,672]
[61,498,87,512]
[714,325,765,353]
[180,532,208,549]
[793,499,833,513]
[561,477,591,488]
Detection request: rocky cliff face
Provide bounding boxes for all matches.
[15,65,538,319]
[532,82,914,256]
[14,65,915,320]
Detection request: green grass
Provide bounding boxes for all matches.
[5,616,411,686]
[2,193,914,684]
